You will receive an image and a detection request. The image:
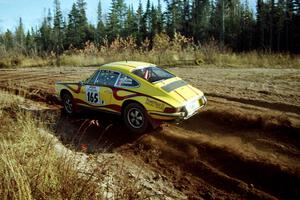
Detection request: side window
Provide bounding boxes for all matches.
[95,70,120,86]
[85,71,99,84]
[116,74,139,88]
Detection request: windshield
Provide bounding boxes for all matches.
[132,66,175,83]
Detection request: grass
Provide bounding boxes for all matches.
[0,92,102,199]
[0,91,148,199]
[1,33,300,68]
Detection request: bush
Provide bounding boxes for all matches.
[1,33,300,68]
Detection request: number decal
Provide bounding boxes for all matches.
[86,86,103,104]
[87,92,99,103]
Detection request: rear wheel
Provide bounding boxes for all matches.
[123,103,149,134]
[62,92,74,114]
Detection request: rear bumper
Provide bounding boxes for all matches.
[183,95,207,120]
[149,95,207,122]
[149,111,186,119]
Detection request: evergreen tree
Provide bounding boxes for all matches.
[239,0,255,51]
[53,0,64,56]
[66,3,81,48]
[107,0,126,41]
[25,31,36,55]
[192,0,210,42]
[136,0,146,43]
[164,0,183,37]
[15,17,26,52]
[76,0,90,47]
[96,0,106,45]
[150,4,158,40]
[124,5,138,38]
[3,30,14,51]
[157,0,164,33]
[257,0,266,49]
[1,0,300,55]
[182,0,191,36]
[38,13,52,54]
[144,0,152,38]
[212,0,242,49]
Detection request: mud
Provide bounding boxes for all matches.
[1,67,300,199]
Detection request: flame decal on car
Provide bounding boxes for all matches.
[58,83,82,94]
[73,98,122,112]
[111,88,146,101]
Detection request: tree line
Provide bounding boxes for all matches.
[1,0,300,57]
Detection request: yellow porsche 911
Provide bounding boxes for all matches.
[55,61,207,133]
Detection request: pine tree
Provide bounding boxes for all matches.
[144,0,152,38]
[38,13,52,53]
[191,0,210,42]
[107,0,126,41]
[15,17,26,52]
[124,5,138,38]
[239,0,255,51]
[66,3,81,48]
[182,0,191,36]
[285,0,295,51]
[293,0,300,52]
[164,0,183,37]
[136,0,146,43]
[150,4,158,40]
[53,0,64,57]
[3,30,14,51]
[212,0,242,49]
[76,0,89,47]
[25,31,36,55]
[157,0,164,33]
[96,0,106,45]
[257,0,266,50]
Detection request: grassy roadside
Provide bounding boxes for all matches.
[1,34,300,68]
[0,92,104,199]
[0,91,171,199]
[2,50,299,69]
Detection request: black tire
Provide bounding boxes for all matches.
[62,92,74,114]
[123,103,149,134]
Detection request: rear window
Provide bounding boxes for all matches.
[133,66,175,83]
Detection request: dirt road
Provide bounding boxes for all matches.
[0,66,299,199]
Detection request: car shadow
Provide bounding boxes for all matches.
[53,109,146,153]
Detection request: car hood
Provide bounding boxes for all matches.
[154,77,204,105]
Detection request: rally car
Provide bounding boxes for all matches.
[55,61,207,133]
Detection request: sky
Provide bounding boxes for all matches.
[0,0,256,32]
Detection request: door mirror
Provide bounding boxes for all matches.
[79,81,84,86]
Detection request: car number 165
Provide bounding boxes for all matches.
[86,86,101,104]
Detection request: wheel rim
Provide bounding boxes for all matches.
[127,108,144,129]
[64,95,73,113]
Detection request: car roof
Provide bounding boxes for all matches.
[100,61,156,72]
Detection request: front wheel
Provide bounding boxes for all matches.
[123,103,149,134]
[62,92,74,114]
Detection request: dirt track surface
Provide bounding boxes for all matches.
[0,66,300,199]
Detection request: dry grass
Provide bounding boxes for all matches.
[0,92,102,199]
[0,91,148,199]
[1,33,300,68]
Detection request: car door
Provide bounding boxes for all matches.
[82,70,120,109]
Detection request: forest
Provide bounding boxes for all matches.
[0,0,300,67]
